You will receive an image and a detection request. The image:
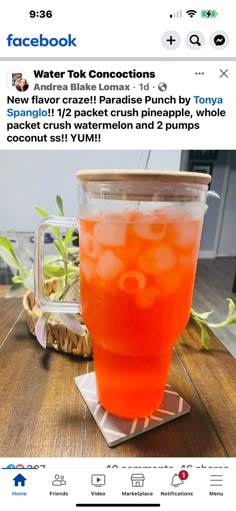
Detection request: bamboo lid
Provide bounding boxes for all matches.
[76,170,211,185]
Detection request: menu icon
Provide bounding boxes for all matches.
[210,474,223,487]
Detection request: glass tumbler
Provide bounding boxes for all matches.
[35,170,211,419]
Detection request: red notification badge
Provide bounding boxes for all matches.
[178,470,189,480]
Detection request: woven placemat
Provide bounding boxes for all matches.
[75,372,190,447]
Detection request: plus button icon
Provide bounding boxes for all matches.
[162,31,180,50]
[166,35,176,46]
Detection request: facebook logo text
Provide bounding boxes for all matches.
[6,34,77,47]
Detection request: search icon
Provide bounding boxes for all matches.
[190,34,201,46]
[186,31,205,50]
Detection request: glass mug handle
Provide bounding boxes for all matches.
[34,215,79,314]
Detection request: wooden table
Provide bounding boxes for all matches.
[0,289,236,458]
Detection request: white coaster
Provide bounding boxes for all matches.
[75,372,190,447]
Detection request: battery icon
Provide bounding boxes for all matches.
[201,10,218,18]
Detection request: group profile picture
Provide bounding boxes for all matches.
[11,72,29,92]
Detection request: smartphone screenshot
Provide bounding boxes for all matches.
[0,1,235,509]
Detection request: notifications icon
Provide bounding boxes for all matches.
[171,470,189,487]
[171,474,183,487]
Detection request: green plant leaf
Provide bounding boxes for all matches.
[191,298,236,332]
[0,236,17,257]
[12,275,23,284]
[191,309,214,320]
[56,195,64,216]
[191,315,210,349]
[63,228,76,245]
[43,264,66,278]
[66,227,74,237]
[227,318,236,325]
[198,323,210,349]
[227,298,235,318]
[43,255,63,265]
[0,245,22,271]
[54,240,65,259]
[5,283,24,298]
[64,236,78,245]
[0,237,24,272]
[35,207,49,218]
[51,226,62,242]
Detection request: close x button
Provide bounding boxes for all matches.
[219,69,229,78]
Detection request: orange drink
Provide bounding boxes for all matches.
[35,170,211,420]
[79,208,203,418]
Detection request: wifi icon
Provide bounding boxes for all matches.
[186,9,197,18]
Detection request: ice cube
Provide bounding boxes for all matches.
[118,270,146,294]
[96,250,125,280]
[94,216,127,247]
[172,221,200,248]
[132,215,167,241]
[81,258,96,281]
[138,244,176,275]
[82,232,102,259]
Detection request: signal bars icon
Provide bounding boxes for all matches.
[170,10,182,18]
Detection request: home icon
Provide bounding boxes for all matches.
[13,473,27,487]
[131,473,145,487]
